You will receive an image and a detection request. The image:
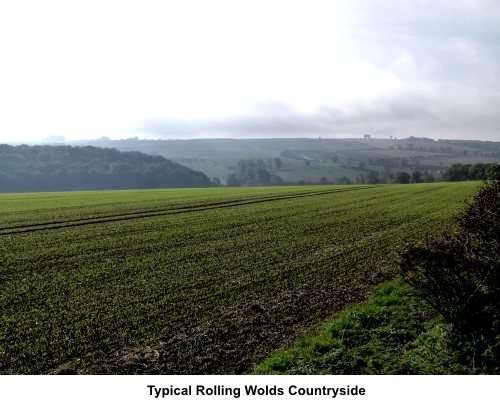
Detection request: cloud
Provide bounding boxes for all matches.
[141,113,329,138]
[342,0,500,88]
[140,80,500,141]
[1,1,499,143]
[42,135,66,143]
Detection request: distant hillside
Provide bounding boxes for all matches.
[75,136,500,185]
[0,144,211,192]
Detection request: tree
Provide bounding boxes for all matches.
[256,168,271,185]
[273,157,283,170]
[423,171,435,183]
[355,173,366,184]
[210,177,222,187]
[470,164,487,180]
[226,174,241,187]
[443,163,469,181]
[366,170,380,184]
[380,166,393,183]
[393,172,410,184]
[411,170,423,183]
[335,176,351,185]
[110,162,133,175]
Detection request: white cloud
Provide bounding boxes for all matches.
[0,0,499,142]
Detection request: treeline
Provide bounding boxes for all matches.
[225,160,499,187]
[345,163,499,185]
[400,167,500,372]
[353,169,436,185]
[336,164,499,185]
[437,138,500,151]
[442,163,500,182]
[0,144,211,192]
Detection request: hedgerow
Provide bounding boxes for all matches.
[399,165,500,372]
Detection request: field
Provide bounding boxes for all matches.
[0,182,479,374]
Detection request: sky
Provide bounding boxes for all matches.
[0,0,499,143]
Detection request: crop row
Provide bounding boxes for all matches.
[0,183,479,374]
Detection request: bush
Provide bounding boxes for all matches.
[399,166,500,372]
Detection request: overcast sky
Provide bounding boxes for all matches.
[1,0,499,143]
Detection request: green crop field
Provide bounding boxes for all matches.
[0,183,479,374]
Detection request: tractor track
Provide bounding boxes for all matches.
[0,186,372,235]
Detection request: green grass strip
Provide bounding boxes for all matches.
[253,278,471,375]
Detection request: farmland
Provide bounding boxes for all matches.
[77,137,500,185]
[0,182,479,374]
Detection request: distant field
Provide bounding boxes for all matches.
[0,183,479,374]
[78,137,500,184]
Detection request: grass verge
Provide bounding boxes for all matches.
[252,278,472,375]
